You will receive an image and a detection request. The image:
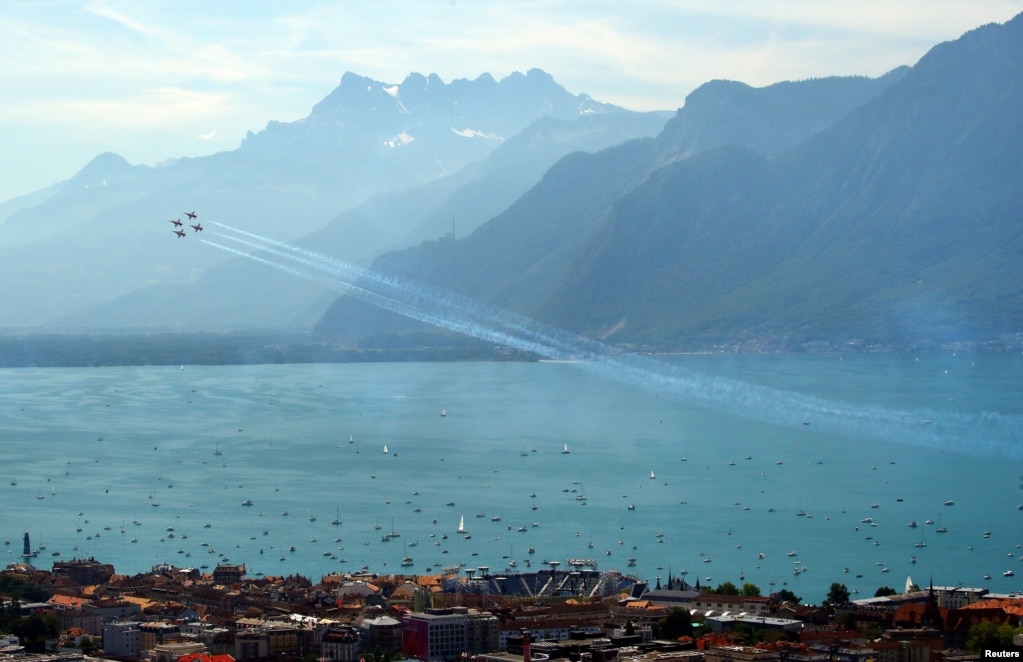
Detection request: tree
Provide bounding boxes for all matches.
[714,581,740,595]
[740,582,762,597]
[774,588,801,604]
[364,647,397,662]
[657,607,694,640]
[837,612,856,630]
[78,636,100,654]
[9,612,58,652]
[874,586,897,597]
[966,622,1022,651]
[824,583,851,611]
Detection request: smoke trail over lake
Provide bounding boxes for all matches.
[200,223,1023,458]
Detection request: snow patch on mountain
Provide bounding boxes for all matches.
[451,128,502,140]
[385,131,415,147]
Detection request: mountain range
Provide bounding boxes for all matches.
[3,13,1022,352]
[317,13,1023,350]
[0,69,663,330]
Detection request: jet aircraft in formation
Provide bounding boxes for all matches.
[168,211,200,237]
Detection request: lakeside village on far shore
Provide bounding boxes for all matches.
[3,556,1023,662]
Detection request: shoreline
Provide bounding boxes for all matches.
[1,330,1021,369]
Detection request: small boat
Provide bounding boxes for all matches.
[241,500,253,506]
[649,470,656,480]
[383,444,389,454]
[561,443,570,454]
[440,409,446,417]
[457,515,468,534]
[1005,570,1015,577]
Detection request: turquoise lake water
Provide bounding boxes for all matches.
[3,352,1023,604]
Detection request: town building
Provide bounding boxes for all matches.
[102,620,142,658]
[359,615,403,653]
[321,625,361,662]
[234,625,301,660]
[704,645,779,662]
[703,614,803,634]
[403,607,500,662]
[212,564,246,584]
[150,641,208,662]
[140,621,182,650]
[82,598,141,623]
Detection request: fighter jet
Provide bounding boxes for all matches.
[168,218,183,227]
[173,229,187,238]
[184,211,197,220]
[190,223,203,232]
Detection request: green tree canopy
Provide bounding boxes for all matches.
[657,607,694,640]
[714,581,740,595]
[774,588,801,604]
[824,583,851,610]
[966,622,1022,651]
[828,583,851,604]
[740,582,762,597]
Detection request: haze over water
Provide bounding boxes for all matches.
[3,352,1023,604]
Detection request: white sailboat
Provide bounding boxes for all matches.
[561,442,570,454]
[383,444,389,454]
[650,470,656,480]
[457,515,468,534]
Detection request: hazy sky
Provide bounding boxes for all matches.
[2,1,1021,204]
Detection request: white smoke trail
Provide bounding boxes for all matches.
[200,224,1023,458]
